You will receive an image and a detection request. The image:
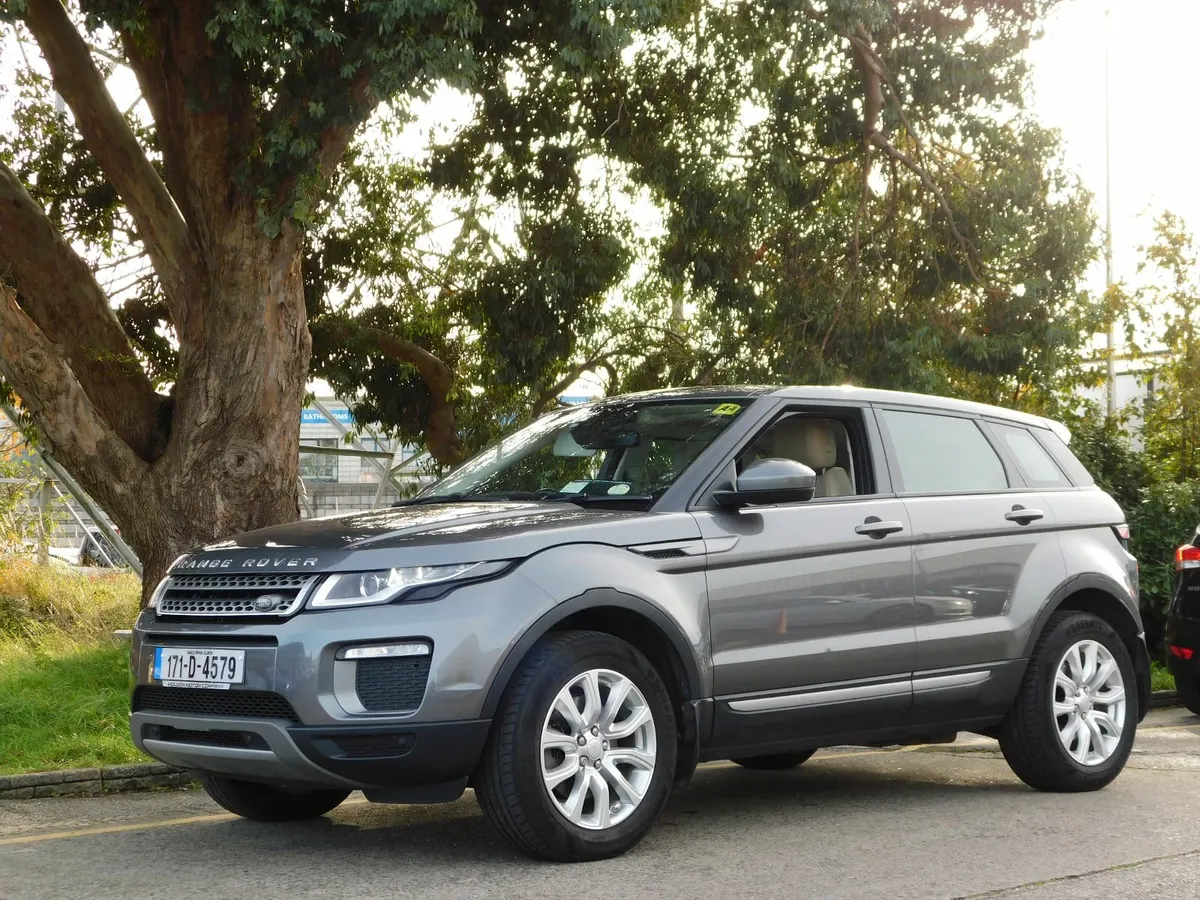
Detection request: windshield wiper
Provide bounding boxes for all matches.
[560,493,657,506]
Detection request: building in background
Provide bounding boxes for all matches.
[1076,353,1162,450]
[296,391,597,518]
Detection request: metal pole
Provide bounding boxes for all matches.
[36,479,51,566]
[40,453,139,575]
[51,482,117,569]
[1105,5,1117,416]
[310,398,390,478]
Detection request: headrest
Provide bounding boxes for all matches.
[766,417,838,470]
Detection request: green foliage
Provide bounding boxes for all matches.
[2,1,1103,463]
[0,558,141,642]
[0,456,59,555]
[0,560,143,774]
[1151,661,1175,693]
[1129,213,1200,482]
[0,638,143,774]
[1063,408,1151,515]
[1128,482,1200,655]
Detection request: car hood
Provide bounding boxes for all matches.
[171,501,701,574]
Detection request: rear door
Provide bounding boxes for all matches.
[874,406,1068,729]
[694,401,917,753]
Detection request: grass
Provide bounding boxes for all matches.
[1151,660,1177,693]
[0,636,146,775]
[0,560,145,775]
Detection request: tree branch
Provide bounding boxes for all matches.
[0,284,150,514]
[532,351,617,418]
[0,161,167,460]
[313,319,463,464]
[23,0,198,320]
[118,0,252,254]
[846,22,982,283]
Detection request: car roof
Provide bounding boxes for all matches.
[583,385,1066,436]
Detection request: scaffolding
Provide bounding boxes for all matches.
[0,398,431,577]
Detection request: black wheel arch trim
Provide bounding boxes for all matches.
[1024,572,1150,722]
[480,588,705,721]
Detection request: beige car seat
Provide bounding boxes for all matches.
[758,417,853,498]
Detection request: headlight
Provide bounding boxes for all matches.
[147,556,186,611]
[308,562,506,609]
[147,576,170,611]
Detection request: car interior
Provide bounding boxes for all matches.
[738,415,858,498]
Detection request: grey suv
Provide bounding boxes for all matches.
[129,387,1150,861]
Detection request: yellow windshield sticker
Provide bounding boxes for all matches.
[711,403,742,416]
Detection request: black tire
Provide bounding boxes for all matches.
[731,750,817,770]
[1177,675,1200,716]
[998,611,1138,792]
[475,630,677,862]
[197,772,350,821]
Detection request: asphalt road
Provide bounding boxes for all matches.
[3,708,1199,900]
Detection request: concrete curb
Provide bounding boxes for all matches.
[0,763,195,799]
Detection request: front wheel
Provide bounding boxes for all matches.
[475,630,677,862]
[731,750,816,770]
[196,772,350,821]
[998,611,1137,792]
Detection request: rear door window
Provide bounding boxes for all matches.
[879,409,1008,494]
[991,423,1071,488]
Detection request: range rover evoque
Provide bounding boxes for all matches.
[130,386,1150,861]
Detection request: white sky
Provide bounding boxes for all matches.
[1027,0,1200,293]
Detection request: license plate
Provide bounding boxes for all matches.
[153,648,246,690]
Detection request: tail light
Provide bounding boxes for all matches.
[1177,545,1200,571]
[1113,524,1130,550]
[1169,645,1195,660]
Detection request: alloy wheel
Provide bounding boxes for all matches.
[1052,639,1127,766]
[540,668,658,830]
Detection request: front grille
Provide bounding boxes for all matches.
[355,657,431,712]
[331,734,415,759]
[147,725,269,750]
[133,686,301,723]
[157,573,317,618]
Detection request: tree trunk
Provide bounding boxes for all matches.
[141,222,310,601]
[35,220,312,605]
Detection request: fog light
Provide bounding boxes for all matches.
[337,642,431,660]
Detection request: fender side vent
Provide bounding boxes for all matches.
[640,548,687,560]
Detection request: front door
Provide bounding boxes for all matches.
[695,405,917,754]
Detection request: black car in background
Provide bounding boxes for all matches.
[1167,532,1200,714]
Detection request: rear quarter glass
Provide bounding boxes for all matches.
[1030,427,1095,487]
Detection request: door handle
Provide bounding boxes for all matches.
[855,517,905,538]
[1005,506,1044,525]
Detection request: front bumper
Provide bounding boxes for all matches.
[131,712,490,797]
[129,570,555,794]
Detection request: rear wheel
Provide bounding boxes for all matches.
[1177,675,1200,716]
[197,772,350,821]
[475,630,677,862]
[998,611,1137,792]
[731,750,816,770]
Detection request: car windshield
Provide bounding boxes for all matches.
[422,398,750,502]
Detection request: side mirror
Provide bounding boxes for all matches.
[713,458,817,509]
